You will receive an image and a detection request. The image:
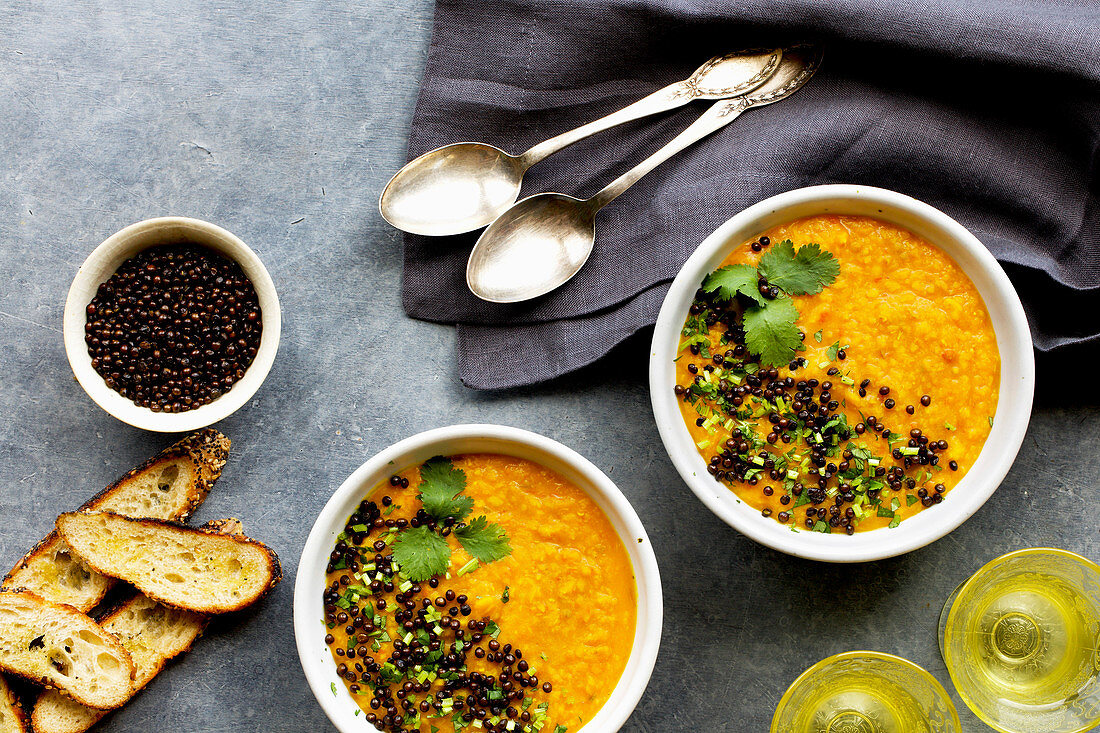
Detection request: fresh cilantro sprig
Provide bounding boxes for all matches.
[455,515,511,563]
[759,240,839,295]
[701,264,763,304]
[742,296,801,368]
[418,456,474,521]
[702,239,840,367]
[392,457,512,582]
[392,526,450,581]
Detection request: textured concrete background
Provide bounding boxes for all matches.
[0,2,1094,731]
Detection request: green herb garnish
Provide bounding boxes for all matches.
[389,457,513,582]
[701,263,764,304]
[418,456,474,521]
[455,515,512,564]
[502,586,511,604]
[701,239,840,366]
[758,239,841,296]
[392,526,451,581]
[742,296,803,367]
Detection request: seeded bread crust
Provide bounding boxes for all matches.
[0,590,135,711]
[55,512,281,615]
[0,674,27,733]
[2,429,230,613]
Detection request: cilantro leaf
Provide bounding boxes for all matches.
[418,456,474,521]
[889,513,902,529]
[742,296,802,367]
[701,264,764,304]
[392,525,451,581]
[455,515,512,563]
[759,239,840,296]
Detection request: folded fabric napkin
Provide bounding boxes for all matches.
[402,0,1100,390]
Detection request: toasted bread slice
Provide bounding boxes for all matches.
[0,591,134,711]
[31,595,205,733]
[3,429,230,613]
[29,519,242,733]
[0,674,27,733]
[56,512,281,614]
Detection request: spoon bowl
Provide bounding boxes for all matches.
[380,49,783,236]
[379,142,525,237]
[465,193,596,302]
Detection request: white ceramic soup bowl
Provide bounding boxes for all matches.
[649,184,1034,563]
[63,217,281,432]
[294,424,663,733]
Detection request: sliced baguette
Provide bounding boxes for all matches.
[3,429,230,613]
[30,519,242,733]
[0,591,134,711]
[56,512,281,614]
[0,674,27,733]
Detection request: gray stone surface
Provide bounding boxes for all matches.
[0,3,1094,731]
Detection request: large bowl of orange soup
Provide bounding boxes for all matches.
[650,185,1034,563]
[294,424,662,733]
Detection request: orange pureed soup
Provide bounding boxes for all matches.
[675,215,999,533]
[322,454,636,733]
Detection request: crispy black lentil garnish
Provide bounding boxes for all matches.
[675,286,961,533]
[323,497,558,733]
[84,244,262,412]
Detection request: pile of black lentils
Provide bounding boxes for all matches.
[324,496,556,733]
[84,244,262,413]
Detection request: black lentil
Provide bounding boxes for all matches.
[84,244,261,412]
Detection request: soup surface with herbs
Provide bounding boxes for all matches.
[675,214,1000,534]
[322,453,637,733]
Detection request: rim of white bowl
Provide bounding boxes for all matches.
[649,184,1035,563]
[293,424,664,733]
[63,216,281,432]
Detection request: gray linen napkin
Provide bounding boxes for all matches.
[402,0,1100,389]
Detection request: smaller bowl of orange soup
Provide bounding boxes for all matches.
[294,425,662,733]
[650,185,1034,563]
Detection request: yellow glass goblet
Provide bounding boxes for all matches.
[939,548,1100,733]
[771,651,961,732]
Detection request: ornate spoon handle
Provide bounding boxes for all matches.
[517,49,781,168]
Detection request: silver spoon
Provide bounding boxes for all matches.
[466,46,823,303]
[379,49,783,237]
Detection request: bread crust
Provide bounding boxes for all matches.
[74,427,229,521]
[0,590,135,711]
[2,429,230,612]
[55,512,282,615]
[0,674,27,733]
